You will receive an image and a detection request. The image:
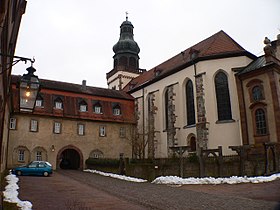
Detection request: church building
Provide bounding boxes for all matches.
[107,19,280,159]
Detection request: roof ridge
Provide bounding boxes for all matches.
[125,30,254,92]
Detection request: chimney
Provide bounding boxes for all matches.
[82,80,86,91]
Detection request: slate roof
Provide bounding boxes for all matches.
[11,75,134,100]
[124,30,256,92]
[237,56,266,75]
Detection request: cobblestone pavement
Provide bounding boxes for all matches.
[18,170,279,210]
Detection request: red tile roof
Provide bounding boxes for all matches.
[11,75,134,100]
[124,30,256,92]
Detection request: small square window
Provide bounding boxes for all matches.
[30,120,38,132]
[78,124,85,136]
[80,105,87,112]
[113,108,121,116]
[99,126,106,137]
[9,118,16,130]
[54,122,61,134]
[55,101,63,109]
[94,106,102,114]
[18,150,24,162]
[120,127,126,138]
[36,100,43,107]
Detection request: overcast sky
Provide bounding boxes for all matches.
[13,0,280,88]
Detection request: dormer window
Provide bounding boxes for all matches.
[36,100,43,107]
[113,104,121,116]
[79,100,88,112]
[154,68,162,77]
[35,94,43,107]
[93,102,102,114]
[54,97,63,109]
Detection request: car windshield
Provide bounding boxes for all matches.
[45,162,52,167]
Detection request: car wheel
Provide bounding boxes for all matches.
[16,171,22,176]
[43,171,49,177]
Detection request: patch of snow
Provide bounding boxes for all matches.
[84,169,147,183]
[3,173,32,210]
[152,173,280,185]
[85,169,280,185]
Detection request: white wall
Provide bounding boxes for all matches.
[131,55,253,157]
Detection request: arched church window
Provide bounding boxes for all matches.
[186,80,195,125]
[215,72,232,121]
[165,90,169,130]
[190,136,196,152]
[129,57,136,68]
[255,108,267,135]
[114,59,118,68]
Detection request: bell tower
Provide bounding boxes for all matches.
[107,14,144,90]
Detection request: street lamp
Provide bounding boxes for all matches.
[0,52,40,112]
[19,64,40,112]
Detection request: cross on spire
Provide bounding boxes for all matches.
[125,11,129,21]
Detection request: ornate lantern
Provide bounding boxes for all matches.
[19,65,40,112]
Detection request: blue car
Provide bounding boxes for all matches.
[12,161,53,177]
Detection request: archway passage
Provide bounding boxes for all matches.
[60,149,80,169]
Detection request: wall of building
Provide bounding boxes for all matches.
[131,55,253,157]
[242,72,278,145]
[8,114,133,169]
[0,0,27,176]
[108,71,140,90]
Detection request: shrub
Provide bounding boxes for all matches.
[187,153,199,163]
[85,158,120,167]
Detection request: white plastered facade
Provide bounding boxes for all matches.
[131,55,253,157]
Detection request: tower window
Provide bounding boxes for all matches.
[255,109,267,135]
[129,57,136,68]
[252,86,264,101]
[119,56,128,66]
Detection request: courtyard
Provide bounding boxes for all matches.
[15,170,280,210]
